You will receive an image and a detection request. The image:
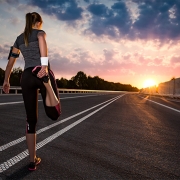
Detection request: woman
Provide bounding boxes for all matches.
[3,12,61,171]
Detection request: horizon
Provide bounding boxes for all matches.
[0,67,139,89]
[1,0,180,89]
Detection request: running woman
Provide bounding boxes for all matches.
[3,12,61,171]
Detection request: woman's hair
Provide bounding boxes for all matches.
[24,12,43,46]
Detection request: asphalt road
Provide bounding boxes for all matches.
[0,93,180,180]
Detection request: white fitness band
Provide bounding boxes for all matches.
[41,57,48,66]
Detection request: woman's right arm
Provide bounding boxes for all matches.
[37,31,48,78]
[3,47,20,93]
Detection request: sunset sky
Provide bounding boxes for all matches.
[0,0,180,89]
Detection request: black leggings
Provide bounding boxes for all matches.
[21,67,61,133]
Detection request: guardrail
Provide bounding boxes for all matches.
[0,86,127,94]
[140,77,180,98]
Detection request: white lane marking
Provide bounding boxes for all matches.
[0,94,103,106]
[0,95,124,151]
[0,95,124,173]
[0,101,24,105]
[60,94,103,99]
[142,97,180,113]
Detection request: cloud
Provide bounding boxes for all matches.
[87,1,132,38]
[48,48,96,77]
[0,0,19,4]
[84,0,90,3]
[84,0,180,44]
[29,0,83,21]
[170,55,180,65]
[153,57,163,66]
[0,44,9,54]
[23,0,180,44]
[48,47,166,80]
[132,0,180,40]
[103,49,118,62]
[0,46,10,69]
[87,3,113,17]
[9,17,21,25]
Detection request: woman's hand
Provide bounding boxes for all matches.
[37,66,48,78]
[3,81,10,94]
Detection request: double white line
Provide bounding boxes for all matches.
[0,94,124,173]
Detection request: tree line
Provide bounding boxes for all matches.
[0,67,139,91]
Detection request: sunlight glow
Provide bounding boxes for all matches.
[143,79,156,88]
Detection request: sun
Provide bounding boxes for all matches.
[143,79,156,88]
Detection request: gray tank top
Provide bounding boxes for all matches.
[13,29,47,69]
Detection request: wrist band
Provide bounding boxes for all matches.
[41,57,48,66]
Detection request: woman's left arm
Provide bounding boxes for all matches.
[3,47,20,93]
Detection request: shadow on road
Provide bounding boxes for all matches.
[4,165,32,180]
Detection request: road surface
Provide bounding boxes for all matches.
[0,93,180,179]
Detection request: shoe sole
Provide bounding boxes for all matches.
[29,167,36,171]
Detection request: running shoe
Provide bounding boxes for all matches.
[28,157,41,171]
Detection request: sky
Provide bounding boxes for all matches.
[0,0,180,89]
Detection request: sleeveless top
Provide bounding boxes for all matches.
[13,29,46,69]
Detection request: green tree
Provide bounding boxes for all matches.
[56,78,68,88]
[9,67,23,86]
[72,71,88,89]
